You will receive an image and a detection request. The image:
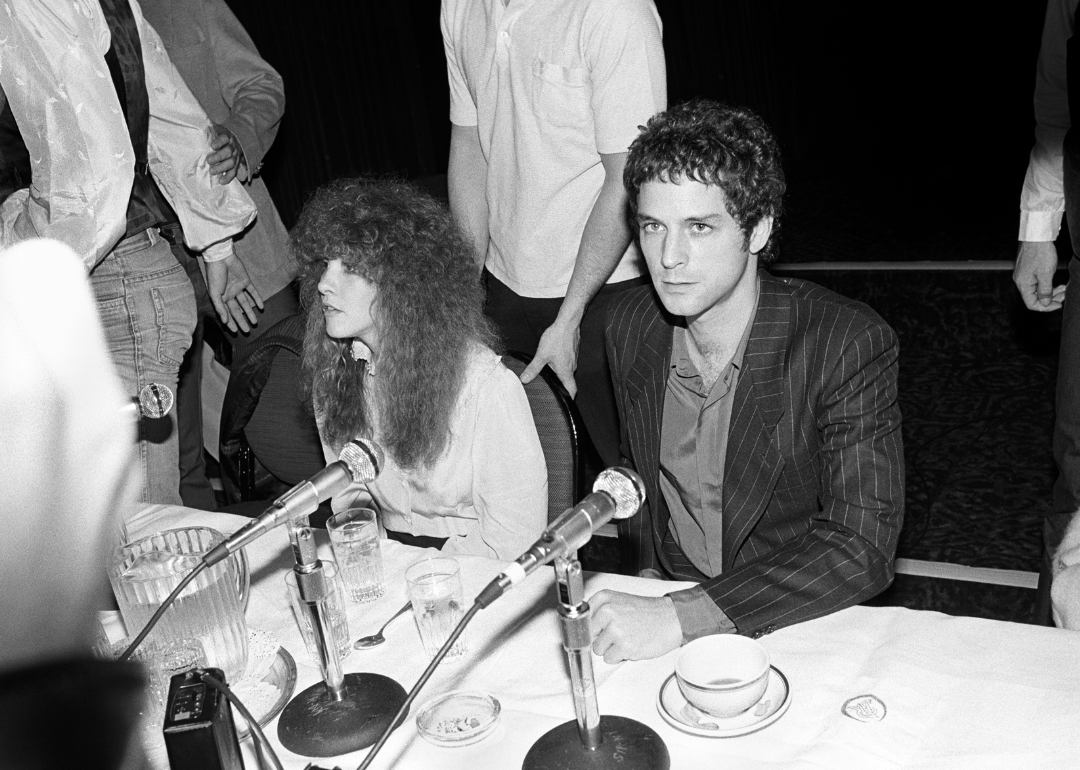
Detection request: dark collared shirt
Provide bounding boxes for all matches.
[661,287,758,639]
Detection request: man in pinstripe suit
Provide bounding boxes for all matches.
[589,100,905,662]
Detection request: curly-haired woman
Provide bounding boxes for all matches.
[296,178,547,560]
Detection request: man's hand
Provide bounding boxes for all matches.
[589,590,683,664]
[205,255,264,333]
[520,317,581,397]
[207,124,247,185]
[1014,241,1066,311]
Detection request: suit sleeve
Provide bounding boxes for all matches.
[696,318,904,638]
[204,0,285,177]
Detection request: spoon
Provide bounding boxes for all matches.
[353,601,413,649]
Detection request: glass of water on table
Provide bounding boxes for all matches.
[405,556,467,662]
[327,507,385,603]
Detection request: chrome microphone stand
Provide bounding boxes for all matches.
[276,527,407,758]
[522,551,669,770]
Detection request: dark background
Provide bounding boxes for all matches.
[226,0,1050,262]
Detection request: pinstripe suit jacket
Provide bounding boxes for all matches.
[606,272,904,638]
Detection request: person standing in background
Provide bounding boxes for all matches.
[1015,0,1080,625]
[0,0,257,505]
[441,0,667,468]
[140,0,299,509]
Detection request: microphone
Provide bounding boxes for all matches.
[120,383,176,419]
[203,438,384,566]
[475,467,646,607]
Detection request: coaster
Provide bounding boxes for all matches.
[842,694,886,723]
[657,666,791,738]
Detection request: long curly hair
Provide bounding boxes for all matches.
[295,178,499,471]
[624,99,786,264]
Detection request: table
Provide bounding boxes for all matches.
[127,505,1080,769]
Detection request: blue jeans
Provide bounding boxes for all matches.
[90,229,197,505]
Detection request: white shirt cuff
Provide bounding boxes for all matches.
[1019,210,1063,242]
[202,240,235,263]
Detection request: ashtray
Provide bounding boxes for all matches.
[416,690,501,747]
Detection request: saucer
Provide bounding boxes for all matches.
[234,646,296,740]
[656,666,790,738]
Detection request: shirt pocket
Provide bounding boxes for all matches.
[531,59,590,129]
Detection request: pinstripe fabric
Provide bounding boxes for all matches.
[606,272,905,637]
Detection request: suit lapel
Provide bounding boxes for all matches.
[722,274,790,567]
[624,302,674,552]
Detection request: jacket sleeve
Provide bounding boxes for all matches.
[700,318,905,637]
[133,0,256,254]
[0,1,131,270]
[204,0,285,177]
[1019,0,1079,241]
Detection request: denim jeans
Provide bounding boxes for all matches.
[89,229,197,505]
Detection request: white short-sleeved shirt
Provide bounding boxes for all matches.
[324,345,548,561]
[441,0,667,298]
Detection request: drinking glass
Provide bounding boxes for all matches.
[405,557,467,662]
[109,527,249,682]
[326,507,385,603]
[93,616,205,764]
[284,560,351,662]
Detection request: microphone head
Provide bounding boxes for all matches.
[339,438,384,483]
[592,467,646,520]
[137,383,175,418]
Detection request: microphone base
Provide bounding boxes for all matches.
[276,673,408,758]
[522,715,670,770]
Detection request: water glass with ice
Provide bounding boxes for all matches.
[327,507,385,603]
[285,560,352,662]
[405,557,466,662]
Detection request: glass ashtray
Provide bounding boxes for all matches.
[416,690,501,747]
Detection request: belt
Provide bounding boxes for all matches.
[157,223,183,247]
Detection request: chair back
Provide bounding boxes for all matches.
[501,352,585,524]
[219,314,325,503]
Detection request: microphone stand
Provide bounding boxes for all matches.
[521,552,669,770]
[276,527,408,758]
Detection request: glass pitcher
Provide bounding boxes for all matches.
[109,527,250,681]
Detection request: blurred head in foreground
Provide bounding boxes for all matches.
[0,239,136,674]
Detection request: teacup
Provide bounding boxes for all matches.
[675,635,771,718]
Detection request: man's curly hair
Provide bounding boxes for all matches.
[624,99,786,264]
[295,178,499,471]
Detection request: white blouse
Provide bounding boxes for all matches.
[322,345,548,561]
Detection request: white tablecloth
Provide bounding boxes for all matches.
[128,505,1080,769]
